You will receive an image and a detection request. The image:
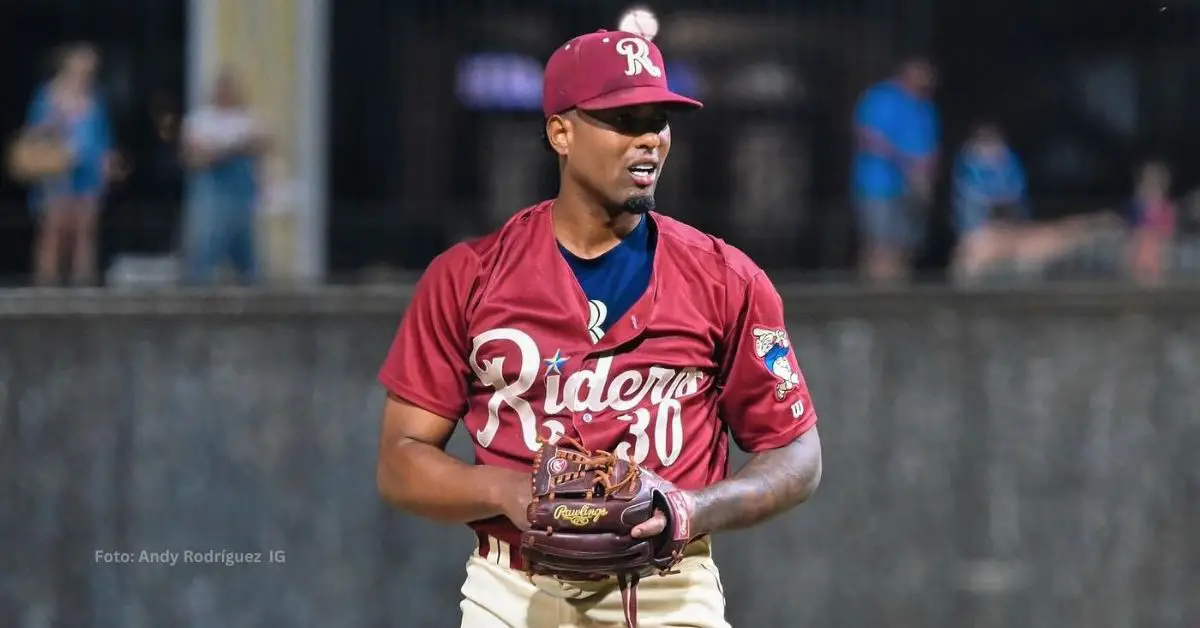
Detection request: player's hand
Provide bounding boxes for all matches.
[631,509,668,538]
[631,490,696,539]
[488,467,534,531]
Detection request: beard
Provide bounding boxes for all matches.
[622,194,656,215]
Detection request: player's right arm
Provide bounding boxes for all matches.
[374,244,531,528]
[377,394,528,524]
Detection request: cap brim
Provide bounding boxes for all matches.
[575,85,703,112]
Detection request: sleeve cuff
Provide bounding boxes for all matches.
[377,373,461,422]
[737,415,817,454]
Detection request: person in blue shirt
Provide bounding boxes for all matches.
[851,55,940,282]
[952,123,1030,233]
[25,43,118,286]
[180,70,271,285]
[948,123,1029,278]
[949,123,1118,281]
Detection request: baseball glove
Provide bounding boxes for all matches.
[520,436,694,628]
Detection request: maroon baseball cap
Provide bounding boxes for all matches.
[542,29,703,117]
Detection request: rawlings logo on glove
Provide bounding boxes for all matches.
[520,436,694,628]
[553,504,609,526]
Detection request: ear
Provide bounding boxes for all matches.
[546,114,571,157]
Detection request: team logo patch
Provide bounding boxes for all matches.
[548,457,570,475]
[752,327,801,401]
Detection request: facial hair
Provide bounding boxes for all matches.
[622,194,656,215]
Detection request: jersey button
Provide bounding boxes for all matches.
[582,413,593,423]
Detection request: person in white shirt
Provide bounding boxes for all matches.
[180,69,270,284]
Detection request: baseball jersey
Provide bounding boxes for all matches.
[378,200,818,561]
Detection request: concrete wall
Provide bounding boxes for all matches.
[1,285,1197,628]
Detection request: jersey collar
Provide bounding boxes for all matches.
[532,203,667,353]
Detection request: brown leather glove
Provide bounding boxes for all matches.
[520,437,693,628]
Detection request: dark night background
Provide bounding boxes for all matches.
[0,0,1196,280]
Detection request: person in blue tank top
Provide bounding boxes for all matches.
[24,43,117,286]
[180,70,271,285]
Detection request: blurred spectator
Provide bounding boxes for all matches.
[949,123,1114,282]
[144,91,185,199]
[1124,160,1176,284]
[180,69,270,285]
[949,123,1029,278]
[851,55,940,282]
[18,43,120,286]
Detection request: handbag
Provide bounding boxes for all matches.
[6,126,72,182]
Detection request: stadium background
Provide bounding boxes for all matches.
[0,0,1197,626]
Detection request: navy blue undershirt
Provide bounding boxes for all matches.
[559,215,655,338]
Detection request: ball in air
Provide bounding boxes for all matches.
[617,7,660,41]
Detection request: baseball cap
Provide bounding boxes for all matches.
[542,29,702,117]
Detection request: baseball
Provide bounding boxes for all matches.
[617,7,659,41]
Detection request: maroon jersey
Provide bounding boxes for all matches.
[379,201,817,552]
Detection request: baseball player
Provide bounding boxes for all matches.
[377,28,823,628]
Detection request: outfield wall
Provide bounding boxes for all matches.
[2,285,1197,627]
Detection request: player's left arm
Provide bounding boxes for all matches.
[681,426,821,536]
[633,271,821,539]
